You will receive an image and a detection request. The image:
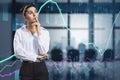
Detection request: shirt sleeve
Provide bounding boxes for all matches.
[36,30,50,54]
[13,31,38,62]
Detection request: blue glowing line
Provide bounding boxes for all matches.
[15,70,19,80]
[101,11,120,55]
[0,0,120,77]
[37,0,111,56]
[50,0,69,30]
[87,42,101,54]
[38,0,70,30]
[0,1,117,79]
[38,0,52,14]
[0,60,19,77]
[87,11,120,56]
[0,60,19,73]
[0,54,15,64]
[1,0,120,64]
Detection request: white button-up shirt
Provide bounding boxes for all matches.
[13,25,50,62]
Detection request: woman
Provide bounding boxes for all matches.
[13,4,50,80]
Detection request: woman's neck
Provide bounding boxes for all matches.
[26,23,36,35]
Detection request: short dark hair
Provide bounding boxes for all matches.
[20,4,36,16]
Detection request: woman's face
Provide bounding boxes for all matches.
[24,6,38,23]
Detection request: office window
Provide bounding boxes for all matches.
[70,14,89,28]
[70,30,88,49]
[115,30,120,59]
[70,0,88,3]
[94,0,112,3]
[94,14,113,50]
[70,14,89,48]
[37,0,68,3]
[48,29,67,50]
[115,14,120,27]
[39,14,68,27]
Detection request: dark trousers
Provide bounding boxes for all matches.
[19,61,49,80]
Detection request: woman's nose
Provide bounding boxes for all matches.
[33,12,38,19]
[33,12,37,16]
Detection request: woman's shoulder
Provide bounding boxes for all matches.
[15,25,26,33]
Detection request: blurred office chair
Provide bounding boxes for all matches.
[67,49,79,62]
[84,49,97,62]
[51,48,63,62]
[102,49,114,61]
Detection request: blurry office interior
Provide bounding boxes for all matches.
[0,0,120,80]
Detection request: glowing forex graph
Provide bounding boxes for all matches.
[101,11,120,55]
[38,0,70,30]
[0,0,120,78]
[0,0,120,66]
[0,60,18,73]
[0,60,19,77]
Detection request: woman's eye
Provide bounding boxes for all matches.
[28,11,33,14]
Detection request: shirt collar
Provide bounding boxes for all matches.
[22,25,43,36]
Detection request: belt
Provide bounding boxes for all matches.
[23,58,48,63]
[23,60,44,63]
